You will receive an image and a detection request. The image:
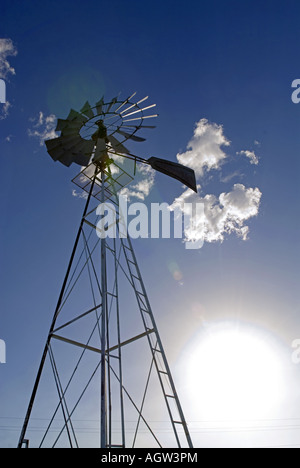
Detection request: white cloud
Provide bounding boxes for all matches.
[72,189,88,199]
[220,170,243,183]
[170,183,262,244]
[28,111,58,145]
[121,164,156,201]
[237,149,259,165]
[176,118,230,177]
[170,118,262,245]
[118,117,261,245]
[0,100,11,120]
[0,38,17,79]
[0,39,17,119]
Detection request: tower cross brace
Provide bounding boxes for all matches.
[18,162,193,449]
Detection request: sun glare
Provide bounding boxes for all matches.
[184,323,286,421]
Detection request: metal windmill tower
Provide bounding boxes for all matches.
[18,93,197,449]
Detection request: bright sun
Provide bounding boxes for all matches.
[184,323,286,421]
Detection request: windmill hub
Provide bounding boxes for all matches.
[91,121,108,141]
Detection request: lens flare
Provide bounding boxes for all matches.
[184,322,286,421]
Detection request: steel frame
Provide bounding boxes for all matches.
[18,165,193,449]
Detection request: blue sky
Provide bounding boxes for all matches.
[1,0,300,448]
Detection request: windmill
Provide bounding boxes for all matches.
[18,93,196,449]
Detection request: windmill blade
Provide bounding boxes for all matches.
[45,137,63,152]
[114,92,137,113]
[46,142,66,161]
[45,134,75,148]
[120,96,149,115]
[66,139,94,154]
[56,118,83,131]
[123,114,158,122]
[56,119,69,132]
[107,134,129,154]
[73,152,92,167]
[66,109,88,123]
[121,104,156,119]
[73,139,94,155]
[46,137,77,161]
[45,135,94,166]
[60,127,82,137]
[57,135,83,151]
[95,96,104,115]
[115,129,146,142]
[122,124,156,129]
[80,101,95,119]
[147,157,197,193]
[58,152,78,167]
[106,96,118,113]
